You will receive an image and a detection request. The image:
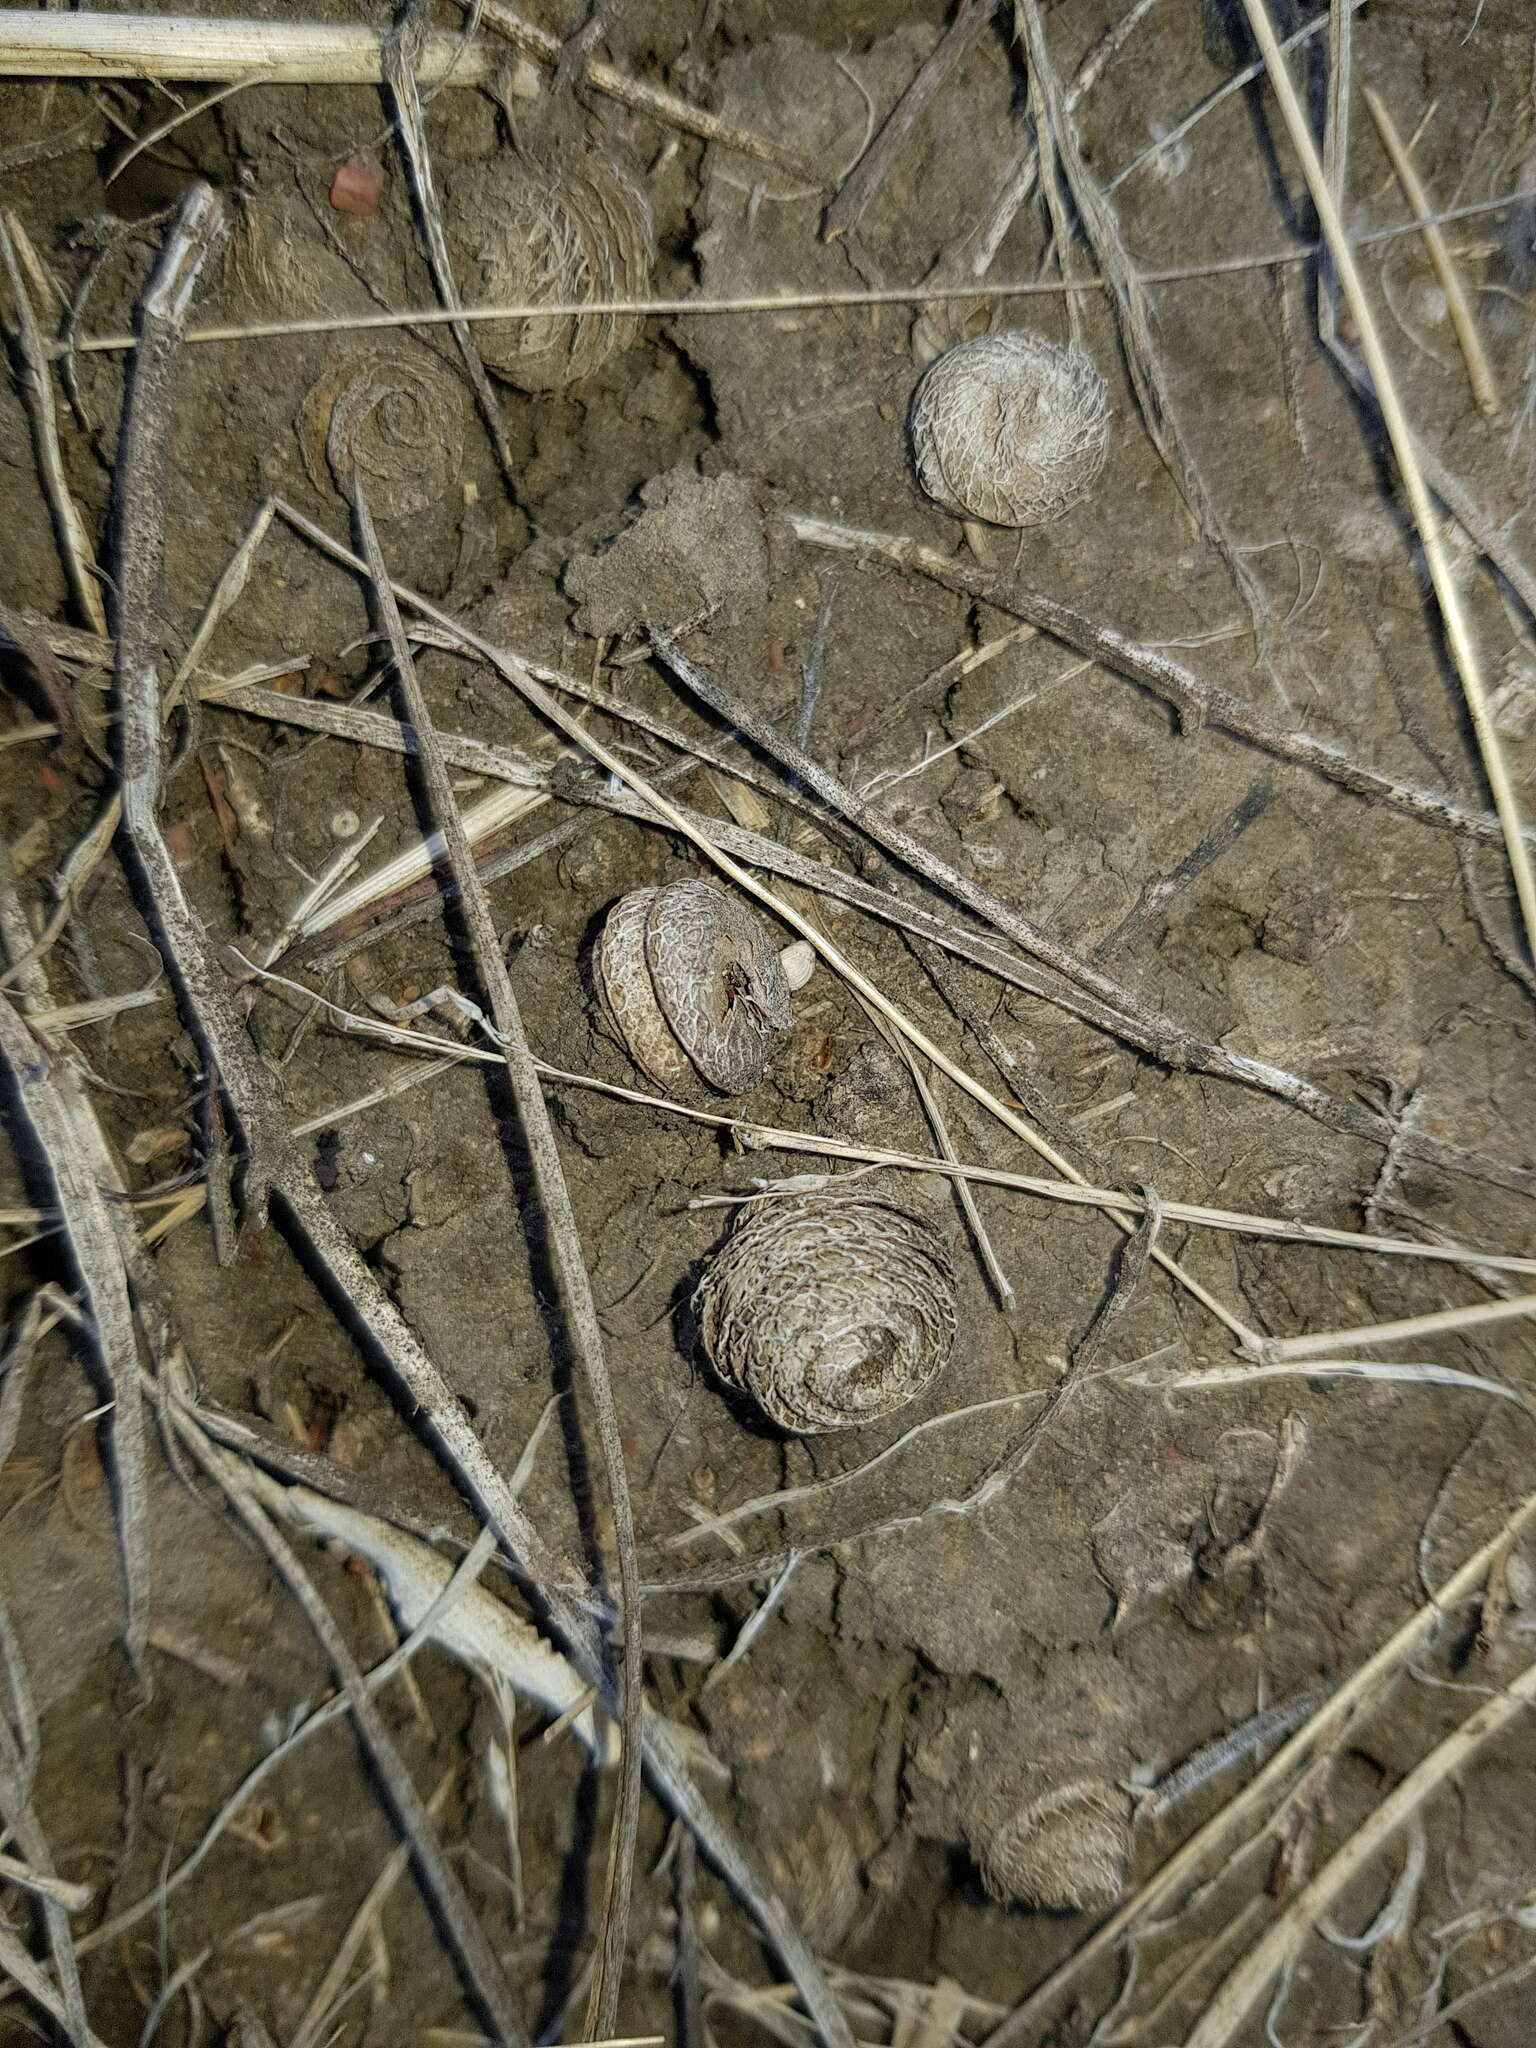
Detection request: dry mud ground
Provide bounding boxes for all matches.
[3,1,1536,2043]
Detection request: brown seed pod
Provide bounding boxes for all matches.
[908,329,1109,528]
[694,1177,958,1434]
[593,879,795,1097]
[969,1778,1131,1912]
[446,147,654,392]
[299,348,465,517]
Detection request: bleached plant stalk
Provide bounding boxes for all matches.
[1238,0,1536,966]
[0,12,501,85]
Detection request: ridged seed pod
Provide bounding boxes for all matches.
[694,1177,958,1434]
[593,879,794,1096]
[908,330,1109,527]
[447,147,654,391]
[970,1778,1131,1912]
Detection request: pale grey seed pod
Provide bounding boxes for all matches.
[969,1777,1131,1912]
[908,330,1109,527]
[593,879,793,1096]
[694,1176,958,1434]
[447,147,654,392]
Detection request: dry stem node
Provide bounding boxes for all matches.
[969,1777,1132,1911]
[593,879,794,1096]
[447,145,654,391]
[908,330,1108,527]
[694,1176,958,1434]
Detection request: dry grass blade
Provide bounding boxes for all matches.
[0,213,107,635]
[383,6,517,491]
[1184,1645,1536,2046]
[1237,0,1536,967]
[0,1922,107,2048]
[1361,86,1497,416]
[349,477,643,2037]
[1266,1291,1536,1361]
[0,991,151,1669]
[984,1483,1536,2048]
[289,1777,451,2048]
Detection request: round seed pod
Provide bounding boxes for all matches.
[908,330,1109,527]
[593,879,793,1096]
[970,1778,1131,1912]
[694,1177,958,1434]
[447,148,654,391]
[299,349,465,518]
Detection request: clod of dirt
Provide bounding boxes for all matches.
[564,466,770,638]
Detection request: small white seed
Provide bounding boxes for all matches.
[778,940,817,991]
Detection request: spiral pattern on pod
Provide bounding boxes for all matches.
[908,329,1109,527]
[694,1177,958,1434]
[299,349,466,518]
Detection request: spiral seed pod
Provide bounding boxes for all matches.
[299,349,465,517]
[694,1177,958,1434]
[593,879,793,1096]
[970,1778,1131,1912]
[447,148,654,391]
[908,330,1109,527]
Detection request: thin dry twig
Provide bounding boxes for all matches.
[787,511,1531,853]
[823,0,1000,242]
[349,477,643,2038]
[1238,0,1536,966]
[58,187,1536,354]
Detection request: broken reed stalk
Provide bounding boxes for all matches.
[1237,0,1536,968]
[349,479,642,2039]
[984,1482,1536,2048]
[104,191,849,2048]
[1185,1644,1536,2046]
